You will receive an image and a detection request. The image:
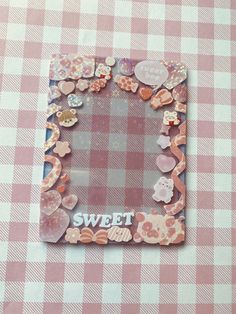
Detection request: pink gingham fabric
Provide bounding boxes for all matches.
[0,0,235,313]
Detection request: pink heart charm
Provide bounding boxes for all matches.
[40,208,70,243]
[40,190,62,215]
[163,61,187,90]
[58,81,75,95]
[62,194,78,210]
[156,154,176,173]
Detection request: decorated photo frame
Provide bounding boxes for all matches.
[40,54,187,246]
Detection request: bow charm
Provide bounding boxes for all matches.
[80,227,108,245]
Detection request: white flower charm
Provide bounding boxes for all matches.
[157,135,171,149]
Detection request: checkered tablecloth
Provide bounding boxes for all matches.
[0,0,235,313]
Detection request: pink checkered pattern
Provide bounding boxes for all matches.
[0,0,235,313]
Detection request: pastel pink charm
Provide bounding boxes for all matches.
[40,190,62,215]
[58,81,75,95]
[62,194,78,210]
[53,141,71,157]
[156,154,176,173]
[40,208,70,243]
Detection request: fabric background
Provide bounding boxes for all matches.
[0,0,235,313]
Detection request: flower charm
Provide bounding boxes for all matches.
[65,228,80,244]
[157,135,171,149]
[76,79,89,91]
[53,141,71,157]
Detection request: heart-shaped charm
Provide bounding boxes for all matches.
[40,208,70,243]
[163,61,187,90]
[40,190,62,215]
[156,154,176,173]
[62,194,78,210]
[58,81,75,95]
[67,94,83,107]
[138,87,153,100]
[172,83,187,103]
[131,82,139,93]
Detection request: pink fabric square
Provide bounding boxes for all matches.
[4,303,23,314]
[197,228,214,246]
[14,147,34,165]
[165,20,181,36]
[45,263,65,282]
[24,42,42,59]
[198,0,214,7]
[17,110,36,128]
[43,304,63,313]
[21,75,39,93]
[198,87,214,104]
[196,304,214,314]
[198,55,214,71]
[6,262,26,281]
[62,12,80,28]
[197,191,214,209]
[60,44,78,54]
[198,23,214,39]
[126,152,144,169]
[92,115,110,133]
[97,15,114,31]
[196,265,214,284]
[197,155,214,173]
[0,6,8,22]
[159,304,178,314]
[11,184,31,203]
[88,186,107,205]
[83,304,102,314]
[26,8,44,25]
[84,264,103,283]
[90,150,109,168]
[121,304,140,314]
[198,121,214,138]
[160,265,178,284]
[131,18,148,34]
[9,222,28,241]
[122,264,141,283]
[127,117,145,135]
[125,188,143,206]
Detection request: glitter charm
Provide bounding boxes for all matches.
[67,94,83,108]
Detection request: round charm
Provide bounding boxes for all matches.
[105,56,116,67]
[118,58,135,76]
